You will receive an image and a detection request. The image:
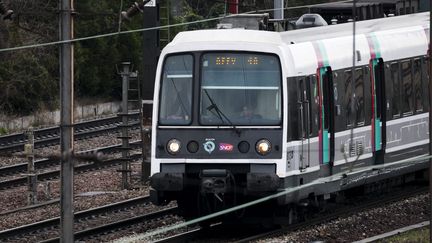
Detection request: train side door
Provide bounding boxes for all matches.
[297,77,311,170]
[370,58,385,163]
[318,67,334,166]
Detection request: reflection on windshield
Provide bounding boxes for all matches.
[159,55,193,125]
[200,53,282,125]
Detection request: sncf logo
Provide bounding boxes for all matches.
[219,143,234,152]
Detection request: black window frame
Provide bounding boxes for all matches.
[390,62,401,119]
[309,75,319,137]
[198,51,283,126]
[354,67,366,126]
[401,59,414,116]
[413,58,423,113]
[158,53,195,126]
[297,76,313,138]
[421,56,430,112]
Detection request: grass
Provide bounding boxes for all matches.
[378,227,429,243]
[0,127,8,135]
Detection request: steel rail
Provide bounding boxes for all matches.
[232,186,428,243]
[0,141,142,177]
[150,185,427,243]
[41,207,179,243]
[0,196,152,241]
[0,152,143,190]
[153,228,204,243]
[0,113,140,153]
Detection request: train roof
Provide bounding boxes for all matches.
[310,0,403,9]
[280,12,429,44]
[168,12,429,49]
[168,28,283,47]
[310,2,381,10]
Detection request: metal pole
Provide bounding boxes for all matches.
[428,7,431,242]
[59,0,74,242]
[137,75,150,182]
[121,62,131,189]
[25,128,37,205]
[274,0,284,20]
[229,0,239,14]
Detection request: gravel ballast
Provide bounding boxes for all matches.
[259,193,429,243]
[0,130,149,231]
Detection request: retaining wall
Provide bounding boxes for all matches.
[0,102,120,132]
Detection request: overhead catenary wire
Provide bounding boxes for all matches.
[0,0,353,53]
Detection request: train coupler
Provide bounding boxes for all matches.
[199,169,231,194]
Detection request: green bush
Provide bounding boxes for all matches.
[0,127,8,135]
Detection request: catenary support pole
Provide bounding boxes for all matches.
[274,0,284,20]
[59,0,74,242]
[121,62,131,190]
[25,128,37,205]
[428,6,431,242]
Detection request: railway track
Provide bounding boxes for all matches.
[153,223,269,243]
[0,142,143,190]
[0,114,140,153]
[152,185,428,242]
[0,183,425,242]
[0,196,178,242]
[232,185,429,243]
[0,141,142,177]
[42,207,178,243]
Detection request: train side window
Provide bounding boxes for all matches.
[333,71,345,132]
[305,76,313,136]
[309,75,319,137]
[422,57,429,111]
[401,60,413,116]
[287,77,298,141]
[344,70,353,128]
[413,58,423,113]
[373,61,383,121]
[390,62,401,118]
[297,77,312,138]
[355,68,365,126]
[343,68,364,127]
[322,69,331,130]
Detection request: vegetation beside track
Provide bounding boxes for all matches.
[378,227,429,243]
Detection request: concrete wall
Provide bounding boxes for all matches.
[0,102,120,133]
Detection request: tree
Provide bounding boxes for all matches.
[0,0,145,115]
[0,0,58,115]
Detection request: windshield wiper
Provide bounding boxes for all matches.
[203,89,241,136]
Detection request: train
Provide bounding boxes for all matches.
[148,12,430,221]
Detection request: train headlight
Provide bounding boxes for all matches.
[167,139,181,155]
[256,139,271,155]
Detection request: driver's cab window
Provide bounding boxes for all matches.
[158,54,193,125]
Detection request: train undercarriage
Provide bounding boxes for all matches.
[150,159,429,225]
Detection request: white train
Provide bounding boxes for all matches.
[149,12,430,219]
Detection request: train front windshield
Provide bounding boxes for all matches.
[201,53,282,125]
[158,52,282,126]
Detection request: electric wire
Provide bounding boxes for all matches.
[3,0,420,240]
[0,0,353,53]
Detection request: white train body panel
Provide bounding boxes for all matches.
[150,12,430,207]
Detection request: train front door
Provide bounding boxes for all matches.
[318,67,335,167]
[370,58,385,163]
